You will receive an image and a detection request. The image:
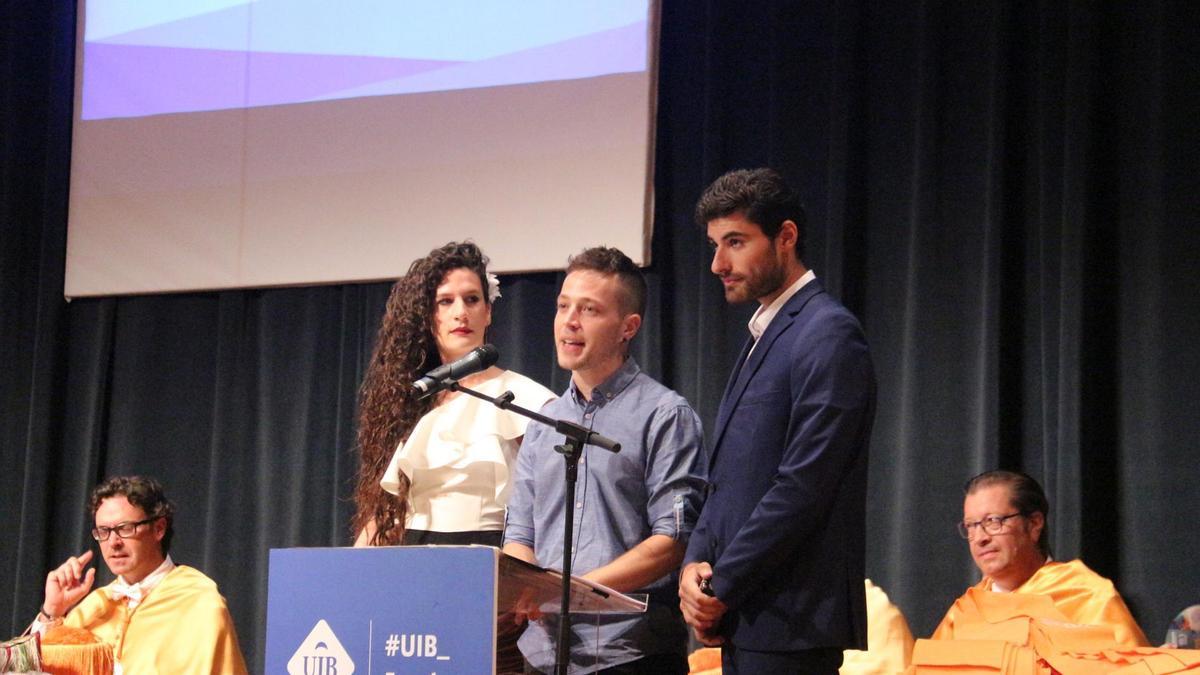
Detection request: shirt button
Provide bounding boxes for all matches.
[576,502,583,509]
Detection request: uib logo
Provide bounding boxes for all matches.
[288,619,355,675]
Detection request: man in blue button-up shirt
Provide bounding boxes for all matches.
[503,246,706,674]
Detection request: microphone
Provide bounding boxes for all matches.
[413,344,500,395]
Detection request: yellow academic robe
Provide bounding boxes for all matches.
[65,565,248,674]
[841,579,916,674]
[932,560,1150,648]
[914,586,1200,674]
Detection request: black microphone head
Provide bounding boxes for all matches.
[414,343,501,395]
[474,344,500,368]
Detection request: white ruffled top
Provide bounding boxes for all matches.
[380,369,555,532]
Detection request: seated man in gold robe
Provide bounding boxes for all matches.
[932,469,1149,648]
[33,475,248,674]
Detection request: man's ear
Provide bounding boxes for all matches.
[1026,511,1045,544]
[622,313,642,343]
[776,219,799,255]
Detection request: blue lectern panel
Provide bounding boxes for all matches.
[265,546,496,675]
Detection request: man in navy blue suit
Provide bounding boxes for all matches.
[679,168,877,674]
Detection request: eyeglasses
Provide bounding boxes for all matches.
[957,513,1022,539]
[91,517,159,541]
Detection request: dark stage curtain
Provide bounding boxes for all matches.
[4,1,1197,670]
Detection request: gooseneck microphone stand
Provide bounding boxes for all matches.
[442,380,620,675]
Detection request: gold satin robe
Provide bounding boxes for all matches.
[932,559,1149,648]
[65,565,248,674]
[915,560,1200,673]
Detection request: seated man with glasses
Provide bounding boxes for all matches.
[32,475,248,674]
[930,469,1148,648]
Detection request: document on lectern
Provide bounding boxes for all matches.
[498,551,648,615]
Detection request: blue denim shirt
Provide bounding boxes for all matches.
[504,358,707,673]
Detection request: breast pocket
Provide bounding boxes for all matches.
[731,385,789,429]
[724,386,790,464]
[736,386,788,407]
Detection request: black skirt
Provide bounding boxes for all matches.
[400,528,504,547]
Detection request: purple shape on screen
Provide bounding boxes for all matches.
[82,43,462,119]
[245,51,457,108]
[83,43,247,120]
[311,21,648,102]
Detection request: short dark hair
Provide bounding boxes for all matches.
[963,470,1051,557]
[90,476,177,554]
[694,167,807,260]
[565,246,647,317]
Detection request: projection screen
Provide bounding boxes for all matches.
[65,1,658,298]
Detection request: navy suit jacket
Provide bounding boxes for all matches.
[685,278,876,652]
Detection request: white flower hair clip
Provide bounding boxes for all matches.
[486,271,502,302]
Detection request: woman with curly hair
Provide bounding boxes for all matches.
[351,241,554,548]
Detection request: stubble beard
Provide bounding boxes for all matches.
[726,256,787,304]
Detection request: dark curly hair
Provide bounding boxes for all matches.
[694,167,807,260]
[351,241,492,545]
[89,475,176,554]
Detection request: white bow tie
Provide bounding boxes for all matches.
[108,582,143,607]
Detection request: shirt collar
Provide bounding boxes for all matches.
[748,269,816,341]
[108,555,175,608]
[568,358,641,405]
